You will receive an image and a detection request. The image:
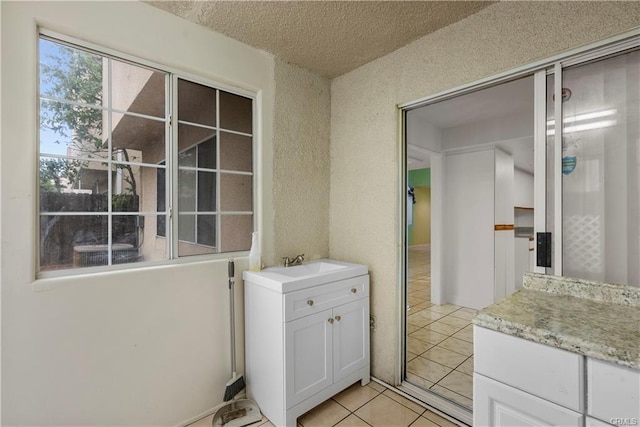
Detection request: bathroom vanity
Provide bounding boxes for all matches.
[243,259,371,427]
[473,273,640,427]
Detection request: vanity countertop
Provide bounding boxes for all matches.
[473,273,640,369]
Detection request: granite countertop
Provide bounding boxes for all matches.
[473,273,640,369]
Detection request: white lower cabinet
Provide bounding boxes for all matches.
[474,374,583,427]
[285,298,369,408]
[474,326,640,427]
[245,273,370,427]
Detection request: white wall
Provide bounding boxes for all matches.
[443,149,495,309]
[330,1,640,383]
[0,2,278,425]
[441,110,532,151]
[514,168,534,208]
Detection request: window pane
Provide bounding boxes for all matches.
[220,131,252,172]
[178,214,195,242]
[40,100,106,159]
[111,59,165,118]
[40,159,109,212]
[111,164,165,213]
[179,146,197,168]
[178,124,216,159]
[197,171,216,212]
[156,166,166,237]
[40,214,108,271]
[142,214,169,261]
[198,136,216,169]
[178,169,196,212]
[178,79,216,126]
[220,215,253,252]
[112,113,165,163]
[39,38,104,107]
[220,174,252,212]
[220,91,252,134]
[197,215,216,247]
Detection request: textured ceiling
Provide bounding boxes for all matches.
[145,1,493,78]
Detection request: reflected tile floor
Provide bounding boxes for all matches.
[188,382,461,427]
[406,244,476,409]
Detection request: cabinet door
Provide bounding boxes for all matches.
[285,309,333,408]
[333,298,369,382]
[474,374,583,427]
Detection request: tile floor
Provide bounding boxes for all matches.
[406,244,476,410]
[188,381,461,427]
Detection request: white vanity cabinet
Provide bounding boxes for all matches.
[474,326,584,427]
[474,326,640,427]
[244,260,370,427]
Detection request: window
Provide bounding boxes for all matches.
[38,35,254,275]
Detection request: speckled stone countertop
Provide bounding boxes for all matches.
[473,272,640,369]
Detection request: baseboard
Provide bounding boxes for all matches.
[176,392,248,427]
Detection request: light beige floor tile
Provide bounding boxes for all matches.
[407,336,433,355]
[457,307,478,316]
[437,337,474,356]
[409,416,442,427]
[406,372,435,390]
[355,394,420,427]
[428,305,460,315]
[413,302,433,311]
[333,382,382,412]
[408,323,421,334]
[447,310,475,321]
[367,381,386,393]
[451,328,473,343]
[299,399,350,427]
[407,351,419,362]
[430,385,472,409]
[407,356,452,383]
[258,421,275,427]
[334,414,372,427]
[423,410,462,427]
[408,316,434,328]
[410,328,449,345]
[382,389,426,415]
[435,316,470,329]
[414,310,446,322]
[455,357,473,376]
[422,346,468,369]
[437,371,473,399]
[424,321,463,336]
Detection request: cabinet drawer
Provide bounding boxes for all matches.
[474,326,584,412]
[284,275,369,322]
[588,358,640,422]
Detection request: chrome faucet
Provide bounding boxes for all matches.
[282,254,304,267]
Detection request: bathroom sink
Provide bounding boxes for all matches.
[269,261,346,278]
[243,259,368,292]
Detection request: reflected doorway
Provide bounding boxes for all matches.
[403,75,536,419]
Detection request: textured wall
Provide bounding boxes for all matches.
[329,1,640,383]
[271,59,331,265]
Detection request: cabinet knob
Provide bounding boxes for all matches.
[335,316,341,321]
[328,318,334,324]
[351,288,357,294]
[307,300,314,306]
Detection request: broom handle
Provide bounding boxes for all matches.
[228,259,237,375]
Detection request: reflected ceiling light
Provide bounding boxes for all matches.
[546,108,617,127]
[546,119,618,136]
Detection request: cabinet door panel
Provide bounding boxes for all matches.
[333,299,369,381]
[474,374,583,427]
[285,309,333,408]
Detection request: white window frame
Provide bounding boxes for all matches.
[37,29,258,279]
